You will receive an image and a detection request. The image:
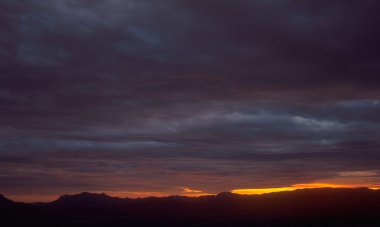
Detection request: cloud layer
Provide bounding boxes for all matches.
[0,0,379,200]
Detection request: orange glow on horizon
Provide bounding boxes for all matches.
[6,194,60,203]
[6,188,213,203]
[231,187,295,195]
[6,183,380,203]
[179,187,214,197]
[231,183,380,195]
[181,187,203,193]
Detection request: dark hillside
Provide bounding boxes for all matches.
[1,188,380,227]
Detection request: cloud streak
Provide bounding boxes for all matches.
[0,0,379,200]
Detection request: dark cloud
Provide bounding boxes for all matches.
[0,0,379,199]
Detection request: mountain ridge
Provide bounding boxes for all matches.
[1,188,380,226]
[0,194,14,205]
[1,187,379,204]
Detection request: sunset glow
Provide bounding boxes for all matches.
[7,183,380,203]
[6,187,214,203]
[232,183,380,195]
[1,1,379,217]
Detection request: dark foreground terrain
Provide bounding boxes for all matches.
[1,188,380,227]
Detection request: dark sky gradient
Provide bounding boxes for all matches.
[1,0,380,201]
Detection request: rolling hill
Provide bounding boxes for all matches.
[1,188,380,226]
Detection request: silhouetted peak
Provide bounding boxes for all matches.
[61,192,108,198]
[54,192,114,205]
[167,195,188,200]
[216,192,237,198]
[353,187,372,191]
[0,194,14,207]
[2,188,380,226]
[0,194,11,201]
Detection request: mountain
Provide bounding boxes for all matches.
[52,192,124,207]
[1,188,380,226]
[0,194,13,207]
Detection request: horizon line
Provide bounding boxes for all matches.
[3,186,379,204]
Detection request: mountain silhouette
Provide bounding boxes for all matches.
[0,194,13,207]
[1,188,380,226]
[52,192,124,208]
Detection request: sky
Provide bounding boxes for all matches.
[0,0,380,202]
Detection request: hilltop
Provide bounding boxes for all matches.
[1,188,380,226]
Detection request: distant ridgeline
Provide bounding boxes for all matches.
[1,188,380,227]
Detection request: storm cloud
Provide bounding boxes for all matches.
[0,0,379,200]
